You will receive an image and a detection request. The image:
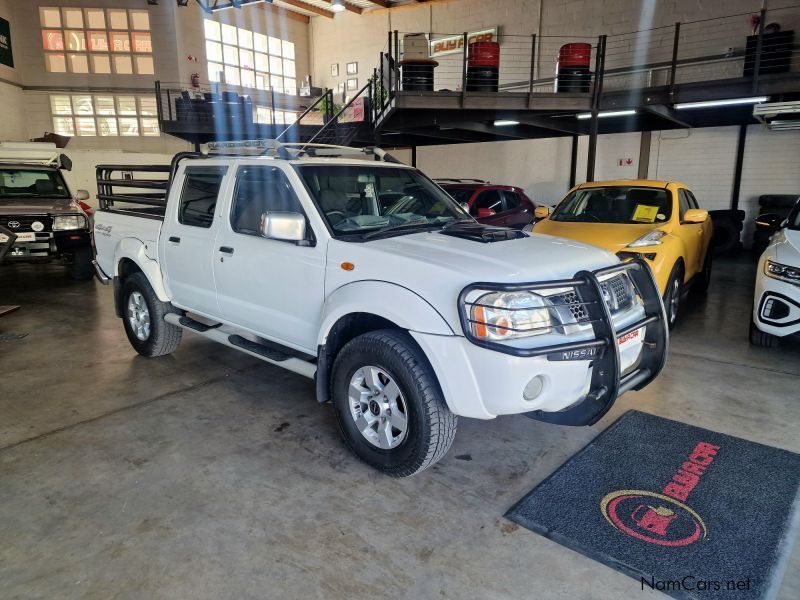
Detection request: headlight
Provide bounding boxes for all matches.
[469,291,554,340]
[52,215,87,231]
[627,230,666,248]
[765,259,800,285]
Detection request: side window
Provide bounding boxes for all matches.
[231,165,305,236]
[686,190,700,209]
[678,189,692,221]
[471,189,503,215]
[178,166,227,228]
[502,190,521,210]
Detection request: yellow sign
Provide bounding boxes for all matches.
[632,204,659,223]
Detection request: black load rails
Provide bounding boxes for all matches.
[97,152,202,220]
[458,259,668,426]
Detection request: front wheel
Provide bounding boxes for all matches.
[663,263,683,329]
[331,329,457,477]
[68,247,94,281]
[121,272,182,357]
[749,319,780,348]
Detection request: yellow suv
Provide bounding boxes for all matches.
[533,180,713,327]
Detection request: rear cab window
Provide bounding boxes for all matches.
[178,166,228,228]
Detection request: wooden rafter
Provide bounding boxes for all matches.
[363,0,391,7]
[320,0,363,15]
[276,0,334,18]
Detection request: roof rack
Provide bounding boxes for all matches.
[434,178,489,184]
[202,139,403,163]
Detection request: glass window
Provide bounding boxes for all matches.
[254,33,268,53]
[68,54,89,73]
[85,9,105,29]
[269,55,282,75]
[45,53,67,72]
[75,117,97,136]
[50,95,72,115]
[42,30,64,51]
[65,30,86,52]
[471,190,503,215]
[132,32,152,53]
[129,10,150,31]
[179,167,227,228]
[62,8,83,29]
[0,169,70,199]
[255,105,272,124]
[268,36,281,55]
[240,49,254,69]
[552,186,672,224]
[254,52,268,72]
[282,41,295,60]
[53,117,74,136]
[208,62,223,82]
[206,41,222,63]
[40,8,61,28]
[231,166,304,236]
[140,118,160,136]
[91,54,111,73]
[107,9,128,30]
[71,95,94,114]
[223,44,239,66]
[113,55,133,74]
[224,65,240,86]
[685,189,699,209]
[119,118,139,136]
[240,69,255,89]
[204,20,221,41]
[138,97,157,116]
[678,189,692,220]
[221,23,237,45]
[97,117,118,136]
[88,31,108,52]
[117,96,138,115]
[238,28,253,49]
[95,96,116,115]
[135,55,154,75]
[110,32,130,52]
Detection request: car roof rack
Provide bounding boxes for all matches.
[202,139,404,163]
[433,178,489,184]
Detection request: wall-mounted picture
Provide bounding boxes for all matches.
[337,82,345,93]
[330,63,339,77]
[346,62,358,75]
[346,78,358,91]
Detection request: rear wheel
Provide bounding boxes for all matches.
[331,329,457,477]
[68,247,94,281]
[749,319,780,348]
[121,272,182,357]
[663,263,683,329]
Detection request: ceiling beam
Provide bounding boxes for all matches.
[276,0,333,18]
[320,0,363,14]
[363,0,391,7]
[641,104,692,128]
[257,2,311,23]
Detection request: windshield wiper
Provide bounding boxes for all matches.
[362,220,445,240]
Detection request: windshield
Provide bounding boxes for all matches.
[296,165,471,238]
[788,198,800,231]
[0,168,71,200]
[552,186,672,224]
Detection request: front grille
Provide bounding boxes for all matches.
[600,274,634,313]
[1,215,53,233]
[556,289,589,321]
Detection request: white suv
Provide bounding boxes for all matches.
[751,197,800,347]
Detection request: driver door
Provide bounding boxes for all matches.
[213,163,326,352]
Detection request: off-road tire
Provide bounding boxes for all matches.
[331,329,457,477]
[121,272,182,357]
[69,247,95,281]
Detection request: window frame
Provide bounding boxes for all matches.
[177,166,229,229]
[229,165,310,240]
[49,93,161,138]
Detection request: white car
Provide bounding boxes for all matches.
[92,142,668,477]
[751,197,800,347]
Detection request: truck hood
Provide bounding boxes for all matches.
[533,220,660,253]
[326,229,620,332]
[0,198,80,215]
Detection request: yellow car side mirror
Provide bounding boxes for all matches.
[683,208,708,224]
[534,206,550,219]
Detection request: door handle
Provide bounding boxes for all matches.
[168,236,180,244]
[219,246,234,255]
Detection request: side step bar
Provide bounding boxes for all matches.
[164,313,316,379]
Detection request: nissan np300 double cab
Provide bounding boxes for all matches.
[93,142,668,477]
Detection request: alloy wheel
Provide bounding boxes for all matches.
[348,366,409,450]
[127,291,151,341]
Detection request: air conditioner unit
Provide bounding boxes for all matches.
[753,101,800,130]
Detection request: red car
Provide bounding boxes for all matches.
[436,179,537,229]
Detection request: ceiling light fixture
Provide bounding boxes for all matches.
[674,96,768,110]
[576,109,637,120]
[331,0,346,13]
[494,120,519,126]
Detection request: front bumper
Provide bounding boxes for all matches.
[753,267,800,338]
[415,260,668,424]
[0,229,91,261]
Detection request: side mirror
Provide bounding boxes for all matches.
[59,154,72,171]
[477,208,496,217]
[534,206,550,219]
[755,213,784,233]
[683,208,708,224]
[75,189,90,201]
[260,212,306,242]
[459,202,470,213]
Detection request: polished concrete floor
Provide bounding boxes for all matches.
[1,255,798,600]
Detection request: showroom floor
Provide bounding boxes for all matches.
[1,255,798,600]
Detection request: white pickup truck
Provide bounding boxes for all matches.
[93,142,668,477]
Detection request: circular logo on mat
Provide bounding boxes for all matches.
[600,490,707,547]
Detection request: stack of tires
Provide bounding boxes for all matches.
[556,43,592,93]
[708,209,745,255]
[466,42,500,92]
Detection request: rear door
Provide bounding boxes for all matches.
[160,163,230,318]
[501,189,533,228]
[213,162,326,352]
